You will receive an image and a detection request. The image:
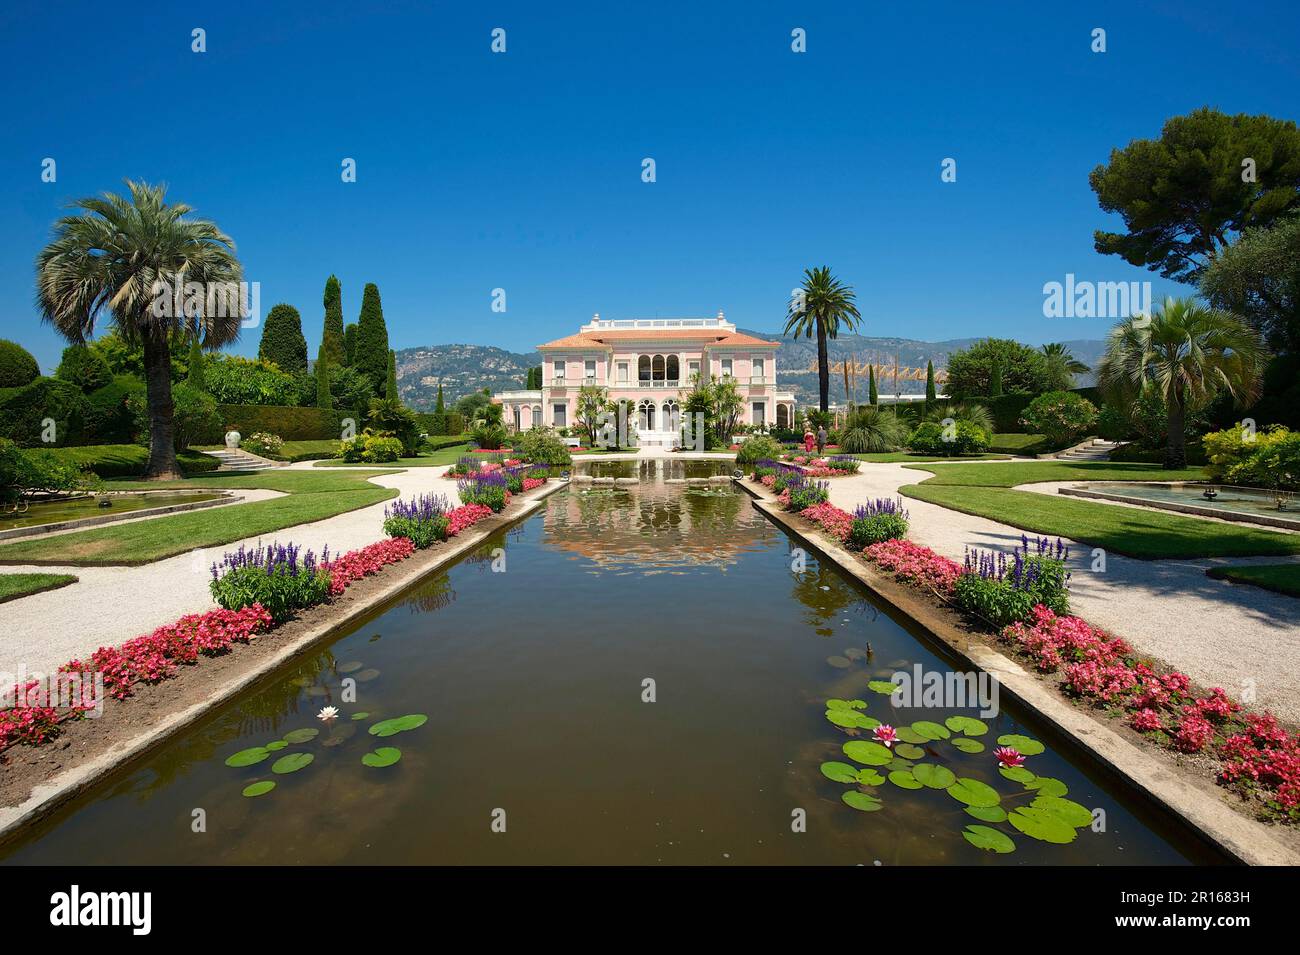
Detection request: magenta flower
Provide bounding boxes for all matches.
[995,746,1025,768]
[873,724,898,748]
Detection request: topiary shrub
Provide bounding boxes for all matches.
[0,377,89,446]
[83,374,145,443]
[216,404,343,441]
[907,420,990,455]
[0,340,40,388]
[735,434,784,465]
[55,344,113,392]
[1019,391,1098,447]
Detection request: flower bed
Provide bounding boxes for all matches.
[862,538,962,593]
[800,501,853,543]
[447,502,493,536]
[209,542,332,624]
[322,537,415,595]
[383,493,451,548]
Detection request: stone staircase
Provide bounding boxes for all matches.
[1053,438,1125,462]
[202,448,284,472]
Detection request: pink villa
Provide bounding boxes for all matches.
[495,312,796,447]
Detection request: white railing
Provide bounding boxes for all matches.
[636,379,680,388]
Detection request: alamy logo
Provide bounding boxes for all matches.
[49,885,151,935]
[1042,273,1151,319]
[888,664,1000,719]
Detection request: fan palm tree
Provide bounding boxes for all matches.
[1096,297,1267,469]
[36,181,243,479]
[784,266,861,412]
[1041,342,1090,389]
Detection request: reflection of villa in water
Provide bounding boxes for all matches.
[496,313,796,447]
[542,464,772,573]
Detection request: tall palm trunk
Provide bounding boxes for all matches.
[816,319,829,412]
[142,329,182,480]
[1164,392,1187,471]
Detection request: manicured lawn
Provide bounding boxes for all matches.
[37,444,219,477]
[847,452,1010,463]
[313,443,472,467]
[0,572,78,603]
[900,460,1300,560]
[1206,564,1300,598]
[0,470,394,566]
[987,433,1054,456]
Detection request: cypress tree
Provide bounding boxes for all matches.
[320,275,346,367]
[354,283,390,395]
[868,365,878,406]
[316,347,332,410]
[258,303,308,373]
[435,384,445,413]
[989,360,1003,397]
[343,322,358,367]
[386,349,399,400]
[925,360,936,405]
[186,336,207,391]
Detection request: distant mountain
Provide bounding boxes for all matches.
[396,334,1104,409]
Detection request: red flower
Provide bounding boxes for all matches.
[994,746,1025,768]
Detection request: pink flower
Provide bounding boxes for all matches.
[873,724,898,748]
[1130,708,1163,732]
[994,746,1025,768]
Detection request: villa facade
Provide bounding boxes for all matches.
[496,313,796,446]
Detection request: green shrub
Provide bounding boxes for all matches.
[84,375,145,443]
[128,383,222,449]
[512,427,571,466]
[217,404,343,441]
[1019,391,1099,446]
[336,433,403,463]
[257,303,309,374]
[786,480,829,511]
[365,398,421,455]
[907,420,990,455]
[0,377,89,446]
[55,345,113,392]
[1203,423,1299,490]
[0,340,40,388]
[847,512,908,549]
[470,423,508,450]
[735,434,784,465]
[204,354,299,406]
[840,406,909,453]
[1095,403,1136,441]
[210,564,331,624]
[0,438,101,503]
[242,432,284,457]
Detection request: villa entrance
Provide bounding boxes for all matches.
[637,399,656,431]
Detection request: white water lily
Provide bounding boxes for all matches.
[317,706,340,722]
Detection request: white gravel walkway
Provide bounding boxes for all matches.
[823,463,1300,723]
[0,463,452,682]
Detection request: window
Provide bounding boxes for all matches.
[554,360,566,380]
[752,402,765,426]
[552,403,567,427]
[752,358,764,379]
[687,360,700,379]
[617,362,628,382]
[585,359,596,380]
[721,358,733,377]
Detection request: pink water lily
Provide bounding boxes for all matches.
[994,746,1025,768]
[873,724,898,748]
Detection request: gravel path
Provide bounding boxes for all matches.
[0,463,451,681]
[823,463,1300,723]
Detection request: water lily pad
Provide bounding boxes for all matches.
[842,740,893,766]
[996,734,1045,756]
[844,647,867,660]
[963,824,1015,854]
[368,714,429,738]
[944,715,988,736]
[351,712,370,721]
[894,743,926,760]
[841,790,884,812]
[867,680,898,695]
[999,766,1035,784]
[888,770,923,790]
[1008,807,1077,844]
[356,668,381,682]
[337,661,363,673]
[912,763,957,789]
[895,727,929,745]
[225,747,270,768]
[911,720,951,741]
[241,781,276,797]
[282,728,319,745]
[856,769,886,786]
[1024,776,1069,797]
[826,709,866,728]
[964,805,1008,823]
[820,761,860,783]
[845,699,868,710]
[1031,795,1093,828]
[951,738,985,754]
[361,747,402,768]
[271,752,314,775]
[265,740,288,751]
[827,656,853,669]
[946,777,1001,808]
[826,698,854,710]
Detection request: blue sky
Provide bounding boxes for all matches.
[2,0,1297,372]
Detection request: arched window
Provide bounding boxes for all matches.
[638,355,651,383]
[513,406,521,431]
[652,354,665,382]
[532,405,542,427]
[776,404,790,429]
[662,399,680,431]
[665,355,679,383]
[637,398,656,431]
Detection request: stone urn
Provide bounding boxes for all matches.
[225,430,241,449]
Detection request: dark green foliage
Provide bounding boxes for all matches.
[512,427,572,466]
[1091,109,1300,282]
[868,365,878,406]
[13,443,214,479]
[210,564,331,624]
[435,384,445,413]
[925,360,936,403]
[386,349,399,400]
[848,513,909,550]
[988,361,1003,397]
[316,349,332,410]
[258,303,308,374]
[354,283,390,395]
[216,404,344,441]
[735,435,784,465]
[185,337,207,391]
[343,322,358,366]
[55,344,112,392]
[0,377,89,446]
[946,339,1050,399]
[0,339,41,388]
[85,374,146,443]
[907,420,990,456]
[366,397,421,455]
[127,382,222,449]
[320,275,346,367]
[86,332,190,383]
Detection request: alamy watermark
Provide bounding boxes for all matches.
[1043,274,1150,319]
[150,271,261,328]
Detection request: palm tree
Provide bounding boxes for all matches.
[36,181,242,479]
[1041,342,1090,389]
[784,266,861,413]
[1096,297,1267,469]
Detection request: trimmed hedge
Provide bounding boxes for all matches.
[414,411,466,436]
[1109,439,1207,466]
[217,404,344,441]
[39,444,220,477]
[0,340,40,388]
[84,374,145,443]
[0,377,89,446]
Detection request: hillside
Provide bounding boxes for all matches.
[396,334,1104,409]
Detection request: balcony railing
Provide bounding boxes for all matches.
[636,379,680,389]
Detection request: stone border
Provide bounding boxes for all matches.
[734,477,1299,866]
[1059,483,1300,532]
[0,491,238,543]
[0,479,567,846]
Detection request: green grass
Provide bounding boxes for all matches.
[1206,564,1300,598]
[847,452,1010,463]
[987,433,1054,456]
[900,460,1300,560]
[313,443,472,467]
[35,444,219,477]
[0,572,78,603]
[0,469,395,566]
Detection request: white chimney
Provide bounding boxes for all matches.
[593,312,600,321]
[717,309,725,320]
